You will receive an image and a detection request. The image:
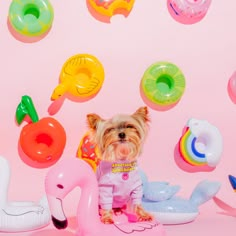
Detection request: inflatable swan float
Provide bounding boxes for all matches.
[45,158,166,236]
[0,155,51,232]
[140,171,221,224]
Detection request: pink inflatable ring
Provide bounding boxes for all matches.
[167,0,212,24]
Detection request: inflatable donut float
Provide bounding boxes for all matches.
[77,132,100,171]
[167,0,212,24]
[179,118,223,168]
[8,0,54,40]
[140,61,186,110]
[87,0,136,23]
[227,71,236,104]
[51,54,105,101]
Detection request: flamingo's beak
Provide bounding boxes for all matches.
[52,215,68,229]
[46,195,68,229]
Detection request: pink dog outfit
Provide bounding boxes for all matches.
[96,160,143,210]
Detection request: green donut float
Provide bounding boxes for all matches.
[141,62,186,107]
[8,0,54,37]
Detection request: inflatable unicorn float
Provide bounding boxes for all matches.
[0,155,50,233]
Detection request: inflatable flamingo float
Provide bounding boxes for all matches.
[0,155,50,232]
[45,158,166,236]
[212,175,236,217]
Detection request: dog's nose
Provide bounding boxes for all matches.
[118,132,126,139]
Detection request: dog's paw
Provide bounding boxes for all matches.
[134,205,154,222]
[100,209,114,224]
[138,213,154,222]
[113,208,123,215]
[101,214,114,224]
[113,205,126,216]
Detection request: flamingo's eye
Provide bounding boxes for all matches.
[57,184,64,189]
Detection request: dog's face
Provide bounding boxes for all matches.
[87,107,150,162]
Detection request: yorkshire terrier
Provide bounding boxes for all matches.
[87,106,153,224]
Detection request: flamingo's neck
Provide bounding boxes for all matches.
[76,171,101,233]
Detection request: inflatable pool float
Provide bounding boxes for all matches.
[167,0,212,24]
[51,54,105,102]
[77,132,100,171]
[87,0,136,23]
[16,95,66,168]
[227,71,236,104]
[0,155,50,232]
[140,61,186,110]
[8,0,54,41]
[45,158,166,235]
[179,118,223,168]
[140,170,221,225]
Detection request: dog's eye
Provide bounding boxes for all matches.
[126,125,134,129]
[105,128,115,134]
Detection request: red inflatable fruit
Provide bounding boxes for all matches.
[16,95,66,168]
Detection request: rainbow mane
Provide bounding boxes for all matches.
[179,127,207,166]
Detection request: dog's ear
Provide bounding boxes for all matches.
[87,113,102,130]
[133,106,150,123]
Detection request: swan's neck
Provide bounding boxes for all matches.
[76,173,101,232]
[0,158,10,207]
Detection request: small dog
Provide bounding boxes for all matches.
[87,106,153,224]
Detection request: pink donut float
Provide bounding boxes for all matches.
[167,0,212,24]
[228,71,236,103]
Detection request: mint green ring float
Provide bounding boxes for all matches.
[9,0,54,37]
[141,62,186,108]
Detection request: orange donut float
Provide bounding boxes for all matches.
[87,0,136,23]
[77,132,100,171]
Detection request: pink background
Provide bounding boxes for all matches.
[1,0,236,235]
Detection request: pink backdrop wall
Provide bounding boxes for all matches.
[1,1,236,235]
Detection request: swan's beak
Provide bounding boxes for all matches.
[47,195,68,229]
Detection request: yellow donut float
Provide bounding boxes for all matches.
[8,0,54,38]
[77,132,100,172]
[87,0,136,23]
[51,54,105,101]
